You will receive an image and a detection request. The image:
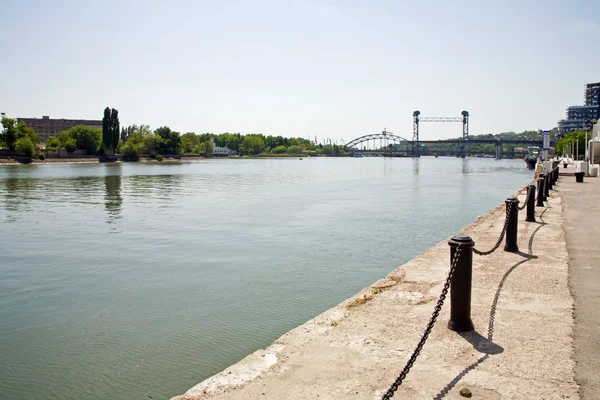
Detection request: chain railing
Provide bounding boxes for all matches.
[517,192,528,210]
[381,246,463,400]
[472,205,512,256]
[380,169,563,398]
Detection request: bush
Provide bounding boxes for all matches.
[38,152,46,160]
[155,154,163,162]
[64,139,77,153]
[120,141,141,161]
[272,145,287,154]
[46,136,61,150]
[15,137,35,157]
[287,145,304,154]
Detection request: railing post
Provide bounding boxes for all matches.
[504,198,519,252]
[543,173,549,201]
[526,184,536,222]
[448,235,475,332]
[548,170,554,190]
[536,177,545,207]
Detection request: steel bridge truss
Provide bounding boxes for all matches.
[413,111,469,158]
[345,130,410,152]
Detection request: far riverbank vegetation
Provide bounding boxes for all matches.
[1,107,555,161]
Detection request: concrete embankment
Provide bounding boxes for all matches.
[173,183,578,399]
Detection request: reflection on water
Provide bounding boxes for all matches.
[104,175,122,225]
[412,158,420,175]
[0,159,534,400]
[1,177,37,217]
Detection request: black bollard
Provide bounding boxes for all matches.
[447,235,475,332]
[548,171,554,190]
[536,177,545,207]
[526,184,536,222]
[553,167,558,185]
[504,198,519,252]
[543,173,550,200]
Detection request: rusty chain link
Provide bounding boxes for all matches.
[381,246,462,399]
[473,203,512,256]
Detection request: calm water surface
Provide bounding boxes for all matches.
[0,158,532,400]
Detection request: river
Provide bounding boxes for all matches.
[0,157,532,400]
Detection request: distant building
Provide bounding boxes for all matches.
[558,82,600,137]
[17,115,103,142]
[209,137,237,155]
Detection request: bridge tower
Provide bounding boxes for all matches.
[461,110,469,158]
[412,111,420,157]
[412,110,470,158]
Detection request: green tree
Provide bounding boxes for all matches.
[203,140,214,156]
[241,135,265,155]
[323,144,334,156]
[1,117,18,151]
[272,145,287,154]
[287,145,304,154]
[15,137,35,157]
[65,139,77,153]
[120,140,142,161]
[155,126,180,154]
[555,130,587,159]
[180,132,200,153]
[102,107,111,152]
[17,121,41,144]
[111,109,120,151]
[102,107,120,154]
[46,136,61,150]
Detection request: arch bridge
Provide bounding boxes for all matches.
[345,129,411,154]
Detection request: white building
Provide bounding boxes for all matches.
[210,138,237,155]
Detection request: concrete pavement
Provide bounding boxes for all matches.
[559,172,600,400]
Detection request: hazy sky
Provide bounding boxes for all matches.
[2,0,599,141]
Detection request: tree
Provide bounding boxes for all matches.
[17,121,41,144]
[1,117,18,151]
[111,109,120,152]
[287,145,304,154]
[556,130,587,159]
[102,107,120,154]
[154,126,180,154]
[15,137,35,157]
[102,107,111,152]
[65,139,77,153]
[55,125,101,152]
[73,126,102,152]
[241,135,265,155]
[180,132,200,153]
[46,136,61,150]
[272,145,287,154]
[323,144,334,156]
[204,140,213,156]
[120,140,142,161]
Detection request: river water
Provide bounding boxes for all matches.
[0,157,532,400]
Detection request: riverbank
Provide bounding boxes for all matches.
[173,182,577,399]
[0,156,209,165]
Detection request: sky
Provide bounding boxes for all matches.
[1,0,599,142]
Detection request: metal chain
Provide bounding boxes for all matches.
[381,246,462,399]
[473,204,512,256]
[516,191,529,210]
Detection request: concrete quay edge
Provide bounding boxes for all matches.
[173,183,577,400]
